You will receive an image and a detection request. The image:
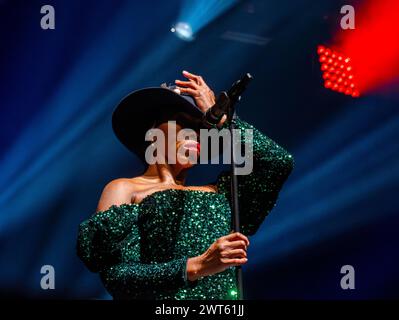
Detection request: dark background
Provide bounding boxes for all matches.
[0,0,398,299]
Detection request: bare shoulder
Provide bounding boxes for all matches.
[96,178,140,213]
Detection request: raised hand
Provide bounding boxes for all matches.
[175,70,216,113]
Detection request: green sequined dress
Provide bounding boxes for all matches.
[76,117,294,300]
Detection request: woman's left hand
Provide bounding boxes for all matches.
[175,70,216,113]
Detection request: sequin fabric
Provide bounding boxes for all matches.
[76,117,294,299]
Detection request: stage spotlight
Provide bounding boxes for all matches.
[317,45,360,98]
[171,22,194,41]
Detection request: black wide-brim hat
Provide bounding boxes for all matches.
[112,85,205,161]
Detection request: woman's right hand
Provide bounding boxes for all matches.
[186,232,249,281]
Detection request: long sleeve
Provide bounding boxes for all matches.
[99,256,192,299]
[216,116,294,236]
[76,204,196,299]
[76,204,140,273]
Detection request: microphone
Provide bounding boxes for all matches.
[203,73,253,128]
[227,73,253,104]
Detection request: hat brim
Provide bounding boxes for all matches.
[112,87,204,160]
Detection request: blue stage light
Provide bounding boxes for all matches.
[173,0,238,41]
[171,22,194,41]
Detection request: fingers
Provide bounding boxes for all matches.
[220,258,248,267]
[175,79,199,89]
[224,232,250,247]
[227,240,248,251]
[182,70,205,85]
[222,249,247,259]
[175,86,198,96]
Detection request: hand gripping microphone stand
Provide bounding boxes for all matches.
[204,73,253,300]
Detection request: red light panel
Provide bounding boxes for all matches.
[317,45,360,98]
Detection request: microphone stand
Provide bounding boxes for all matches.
[204,73,253,299]
[225,73,253,300]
